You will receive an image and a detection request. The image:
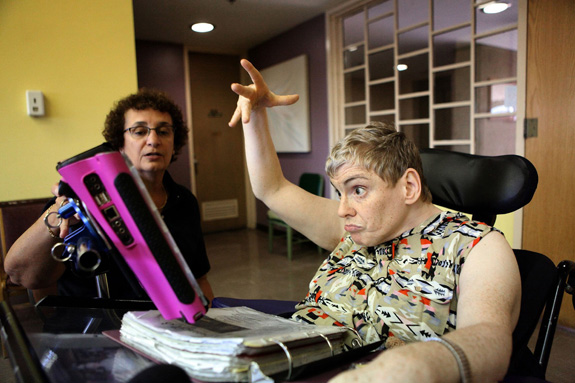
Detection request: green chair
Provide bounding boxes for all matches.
[267,173,324,260]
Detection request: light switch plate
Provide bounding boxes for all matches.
[26,90,45,117]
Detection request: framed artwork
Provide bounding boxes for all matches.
[260,54,310,153]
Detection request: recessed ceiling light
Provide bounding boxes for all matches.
[191,22,215,33]
[397,64,408,71]
[479,1,511,14]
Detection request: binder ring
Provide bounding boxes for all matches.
[346,326,364,348]
[312,332,334,356]
[272,339,293,381]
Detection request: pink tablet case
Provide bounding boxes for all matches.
[56,144,207,323]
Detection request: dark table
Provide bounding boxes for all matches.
[1,297,159,383]
[1,297,549,383]
[0,297,370,383]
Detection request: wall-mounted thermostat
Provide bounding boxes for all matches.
[26,90,45,117]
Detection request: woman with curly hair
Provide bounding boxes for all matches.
[5,89,214,303]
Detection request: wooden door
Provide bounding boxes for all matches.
[523,0,575,328]
[188,53,246,233]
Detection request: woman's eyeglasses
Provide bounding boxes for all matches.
[124,125,174,139]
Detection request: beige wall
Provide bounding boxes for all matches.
[0,1,138,201]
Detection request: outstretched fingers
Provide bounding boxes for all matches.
[228,59,300,126]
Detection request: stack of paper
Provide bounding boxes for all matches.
[118,306,352,382]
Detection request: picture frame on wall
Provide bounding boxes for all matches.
[260,54,310,153]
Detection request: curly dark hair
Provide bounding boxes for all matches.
[103,89,188,162]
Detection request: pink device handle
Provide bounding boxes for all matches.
[57,145,206,322]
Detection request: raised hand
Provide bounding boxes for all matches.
[228,59,299,127]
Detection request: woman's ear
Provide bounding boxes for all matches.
[403,168,422,205]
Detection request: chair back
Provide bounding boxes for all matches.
[419,149,538,226]
[299,173,324,197]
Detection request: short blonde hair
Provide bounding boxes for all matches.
[326,122,432,202]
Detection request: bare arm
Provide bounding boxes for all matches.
[4,196,68,289]
[329,231,521,383]
[196,275,214,305]
[229,60,344,250]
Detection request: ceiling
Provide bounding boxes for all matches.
[132,0,350,54]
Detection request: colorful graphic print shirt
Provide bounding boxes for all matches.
[291,211,498,345]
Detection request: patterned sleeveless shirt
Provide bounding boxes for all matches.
[291,211,498,345]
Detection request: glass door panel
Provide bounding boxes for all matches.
[475,116,516,155]
[370,82,395,112]
[403,124,430,148]
[433,27,471,67]
[475,30,517,82]
[369,49,394,80]
[400,96,429,120]
[475,0,518,34]
[433,0,471,31]
[434,67,471,103]
[343,11,364,46]
[344,45,365,69]
[368,16,394,49]
[434,107,470,139]
[397,0,428,29]
[344,69,366,103]
[398,25,429,54]
[398,54,429,94]
[475,82,517,114]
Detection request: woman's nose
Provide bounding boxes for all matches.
[337,197,355,218]
[146,130,161,146]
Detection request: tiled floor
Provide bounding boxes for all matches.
[1,228,574,382]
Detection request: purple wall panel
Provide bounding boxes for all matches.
[135,40,192,190]
[248,15,330,226]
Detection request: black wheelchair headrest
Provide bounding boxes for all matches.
[419,149,538,225]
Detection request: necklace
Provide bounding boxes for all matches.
[157,187,168,211]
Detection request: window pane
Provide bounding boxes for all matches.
[399,96,429,120]
[434,106,470,139]
[475,30,517,82]
[475,83,517,114]
[433,26,471,67]
[434,67,470,104]
[344,45,365,69]
[402,124,430,149]
[368,0,393,19]
[345,105,366,125]
[368,15,394,49]
[343,11,364,46]
[344,69,365,103]
[475,0,518,35]
[398,53,428,94]
[475,116,516,155]
[369,49,394,80]
[370,82,394,111]
[398,0,428,29]
[370,114,395,124]
[398,25,428,54]
[433,0,470,31]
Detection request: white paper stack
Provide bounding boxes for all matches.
[119,306,352,382]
